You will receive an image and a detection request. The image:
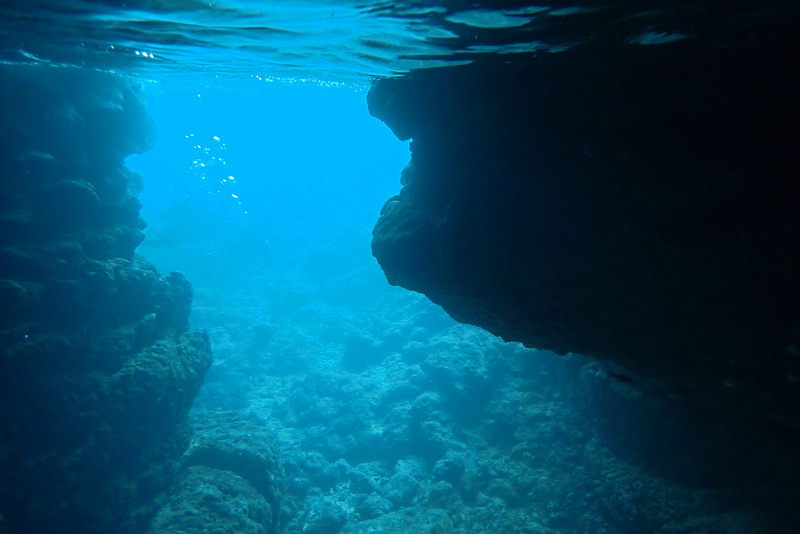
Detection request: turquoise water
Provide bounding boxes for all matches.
[126,77,412,326]
[1,1,796,533]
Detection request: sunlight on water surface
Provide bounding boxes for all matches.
[1,0,778,83]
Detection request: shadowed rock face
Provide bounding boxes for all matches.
[0,64,212,534]
[369,41,800,395]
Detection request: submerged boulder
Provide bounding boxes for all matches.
[148,465,273,534]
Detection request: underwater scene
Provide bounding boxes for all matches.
[1,1,799,534]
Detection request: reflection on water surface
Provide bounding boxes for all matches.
[1,0,792,82]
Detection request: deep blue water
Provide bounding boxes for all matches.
[1,1,796,533]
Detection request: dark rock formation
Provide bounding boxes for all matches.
[0,64,212,533]
[369,38,800,401]
[368,35,800,528]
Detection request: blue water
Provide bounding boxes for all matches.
[127,78,407,287]
[1,1,794,532]
[126,78,425,416]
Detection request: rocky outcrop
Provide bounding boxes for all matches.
[0,64,212,533]
[368,40,800,402]
[148,411,284,534]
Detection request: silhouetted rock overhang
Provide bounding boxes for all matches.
[368,38,800,397]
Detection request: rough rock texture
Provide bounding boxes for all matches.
[0,64,212,533]
[147,465,275,534]
[342,507,452,534]
[369,38,800,405]
[186,286,788,533]
[150,410,285,534]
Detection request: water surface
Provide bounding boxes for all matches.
[2,0,791,82]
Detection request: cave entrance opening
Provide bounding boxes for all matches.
[126,77,409,313]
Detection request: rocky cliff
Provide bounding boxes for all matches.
[367,39,800,521]
[0,64,212,533]
[369,40,800,411]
